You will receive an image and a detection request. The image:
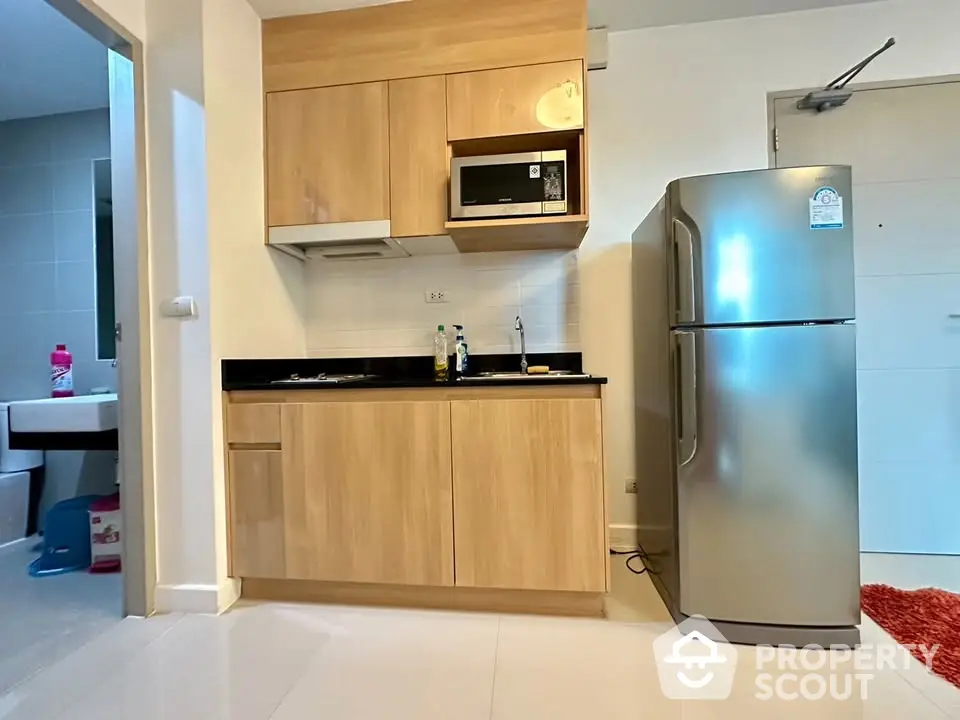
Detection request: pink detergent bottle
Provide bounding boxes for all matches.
[51,344,74,398]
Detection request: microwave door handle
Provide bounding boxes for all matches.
[676,331,698,466]
[673,218,697,325]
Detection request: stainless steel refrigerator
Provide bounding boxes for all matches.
[633,166,860,646]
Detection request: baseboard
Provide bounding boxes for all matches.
[154,577,241,614]
[242,578,605,618]
[608,523,639,552]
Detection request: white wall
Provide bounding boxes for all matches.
[88,0,306,613]
[83,0,960,608]
[86,0,146,42]
[306,251,578,357]
[141,0,224,610]
[204,0,306,595]
[587,0,960,534]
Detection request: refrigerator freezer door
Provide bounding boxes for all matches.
[675,323,860,627]
[668,166,855,327]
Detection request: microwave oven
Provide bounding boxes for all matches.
[450,150,568,220]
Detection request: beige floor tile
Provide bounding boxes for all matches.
[0,614,183,720]
[491,614,691,719]
[714,643,948,719]
[54,605,329,720]
[859,616,960,719]
[0,551,955,720]
[270,605,499,720]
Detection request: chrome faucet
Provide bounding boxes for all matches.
[515,316,527,374]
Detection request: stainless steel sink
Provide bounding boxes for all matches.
[459,371,591,382]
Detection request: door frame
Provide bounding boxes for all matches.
[44,0,156,617]
[766,74,960,169]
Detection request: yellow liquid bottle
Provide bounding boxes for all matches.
[434,325,449,382]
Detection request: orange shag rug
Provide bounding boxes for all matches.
[861,584,960,688]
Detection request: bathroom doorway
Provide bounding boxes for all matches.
[0,0,152,693]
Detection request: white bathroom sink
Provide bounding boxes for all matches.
[8,394,119,433]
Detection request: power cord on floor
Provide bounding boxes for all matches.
[610,547,649,576]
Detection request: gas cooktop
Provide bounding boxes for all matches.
[270,374,376,385]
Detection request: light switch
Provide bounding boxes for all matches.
[160,296,198,318]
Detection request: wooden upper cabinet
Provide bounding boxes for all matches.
[388,76,449,237]
[266,82,390,227]
[279,402,455,586]
[445,60,584,141]
[450,398,606,593]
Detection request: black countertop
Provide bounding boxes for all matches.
[222,353,607,391]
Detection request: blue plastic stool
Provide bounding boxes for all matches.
[29,495,101,577]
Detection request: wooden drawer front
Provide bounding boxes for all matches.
[446,60,584,141]
[227,404,281,445]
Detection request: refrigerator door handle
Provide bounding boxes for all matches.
[676,331,698,466]
[673,218,697,324]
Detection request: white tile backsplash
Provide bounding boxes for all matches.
[306,250,581,357]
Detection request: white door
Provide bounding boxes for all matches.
[775,81,960,555]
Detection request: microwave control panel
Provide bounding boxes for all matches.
[542,163,565,201]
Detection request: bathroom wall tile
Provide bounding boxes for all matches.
[54,310,97,363]
[0,311,56,398]
[0,164,53,216]
[56,261,96,312]
[0,116,54,167]
[54,210,95,263]
[51,109,111,162]
[0,214,56,265]
[53,160,95,212]
[77,359,117,392]
[0,110,111,531]
[0,262,57,314]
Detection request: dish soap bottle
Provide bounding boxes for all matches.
[434,325,449,382]
[453,325,469,379]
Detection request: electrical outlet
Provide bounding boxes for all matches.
[425,289,449,304]
[625,478,638,494]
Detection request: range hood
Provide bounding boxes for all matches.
[268,220,457,260]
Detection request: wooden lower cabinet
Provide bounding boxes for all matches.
[229,450,286,579]
[227,390,608,608]
[279,402,454,586]
[450,398,606,592]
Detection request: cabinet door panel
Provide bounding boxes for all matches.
[229,450,286,578]
[446,61,584,141]
[451,398,605,592]
[266,82,390,227]
[389,76,448,237]
[281,402,454,586]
